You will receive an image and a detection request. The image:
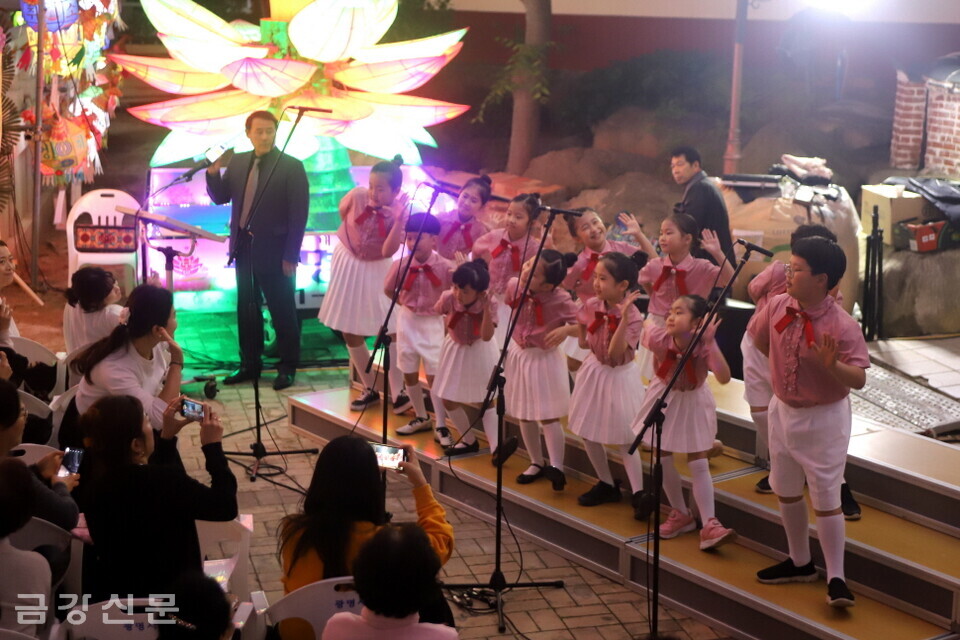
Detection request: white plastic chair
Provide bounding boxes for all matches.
[66,189,142,292]
[19,389,52,420]
[9,517,83,596]
[196,514,253,601]
[9,336,67,397]
[9,443,59,466]
[60,598,158,640]
[259,577,362,640]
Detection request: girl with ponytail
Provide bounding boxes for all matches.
[63,266,124,352]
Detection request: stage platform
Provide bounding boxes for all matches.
[288,384,960,640]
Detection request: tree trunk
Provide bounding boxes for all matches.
[505,0,551,176]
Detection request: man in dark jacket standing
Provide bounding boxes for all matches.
[670,146,735,266]
[206,111,308,390]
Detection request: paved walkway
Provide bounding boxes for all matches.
[178,367,733,640]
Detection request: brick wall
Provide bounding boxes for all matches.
[890,71,927,170]
[923,83,960,177]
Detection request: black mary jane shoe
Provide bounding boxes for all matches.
[516,463,545,484]
[444,440,480,457]
[542,465,567,491]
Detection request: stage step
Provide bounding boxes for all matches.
[288,387,960,638]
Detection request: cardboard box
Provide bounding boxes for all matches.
[892,218,960,252]
[860,184,940,244]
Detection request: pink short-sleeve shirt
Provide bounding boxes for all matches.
[384,251,453,315]
[640,254,721,317]
[472,228,536,297]
[576,296,643,367]
[336,187,402,261]
[435,289,498,346]
[745,261,788,339]
[436,211,488,261]
[752,293,870,408]
[505,277,578,349]
[643,322,711,391]
[562,240,637,302]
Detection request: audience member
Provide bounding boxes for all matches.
[0,458,52,637]
[157,572,235,640]
[63,266,124,353]
[278,435,454,640]
[322,523,458,640]
[82,394,237,600]
[0,240,17,348]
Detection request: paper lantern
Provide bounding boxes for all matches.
[20,0,80,32]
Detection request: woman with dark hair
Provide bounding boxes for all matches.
[82,394,237,600]
[0,240,19,348]
[322,523,458,640]
[74,284,183,431]
[63,266,124,352]
[157,572,235,640]
[278,435,454,640]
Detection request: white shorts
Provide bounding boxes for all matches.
[740,331,773,408]
[396,306,443,375]
[492,293,511,349]
[561,334,590,363]
[768,395,851,511]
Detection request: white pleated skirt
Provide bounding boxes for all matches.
[318,243,395,336]
[434,334,499,403]
[633,376,717,453]
[562,335,590,362]
[634,313,665,383]
[568,355,645,444]
[504,342,570,421]
[493,294,511,349]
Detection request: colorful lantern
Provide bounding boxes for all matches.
[20,0,80,32]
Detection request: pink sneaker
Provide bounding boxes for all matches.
[659,509,696,539]
[699,517,737,550]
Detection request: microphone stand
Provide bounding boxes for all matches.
[222,107,323,479]
[627,244,757,640]
[443,205,574,633]
[364,185,440,519]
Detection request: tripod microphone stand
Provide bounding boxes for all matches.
[628,242,760,639]
[222,106,323,479]
[444,204,582,632]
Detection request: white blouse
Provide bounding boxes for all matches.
[63,303,123,353]
[76,342,170,429]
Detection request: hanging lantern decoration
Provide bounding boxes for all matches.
[20,0,80,33]
[40,112,92,186]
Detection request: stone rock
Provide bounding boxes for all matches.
[565,171,677,229]
[524,147,656,194]
[881,249,960,336]
[590,106,723,164]
[592,107,662,158]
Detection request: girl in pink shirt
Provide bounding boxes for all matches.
[471,194,541,347]
[632,294,738,550]
[505,251,579,491]
[432,259,500,460]
[436,176,493,261]
[319,155,411,414]
[567,252,654,520]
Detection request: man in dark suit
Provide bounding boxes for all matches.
[206,111,308,390]
[670,146,735,266]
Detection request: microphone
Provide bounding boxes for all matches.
[537,205,583,217]
[179,158,213,182]
[736,238,774,258]
[289,105,334,114]
[420,181,461,198]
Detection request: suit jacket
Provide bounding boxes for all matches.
[681,171,735,266]
[206,147,309,267]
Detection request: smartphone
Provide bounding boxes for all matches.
[371,443,406,470]
[204,144,229,164]
[181,398,205,421]
[58,447,83,478]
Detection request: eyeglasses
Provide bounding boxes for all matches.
[784,265,810,276]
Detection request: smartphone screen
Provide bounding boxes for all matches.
[181,398,205,421]
[204,144,228,164]
[371,443,406,470]
[58,447,83,477]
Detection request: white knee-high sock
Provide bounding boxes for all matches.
[661,456,688,514]
[780,499,811,566]
[688,458,715,522]
[519,420,544,472]
[387,342,404,401]
[752,409,769,466]
[347,344,374,389]
[817,513,846,581]
[407,383,427,418]
[619,445,645,494]
[449,407,477,444]
[481,410,498,450]
[583,440,614,485]
[542,420,565,469]
[430,387,448,428]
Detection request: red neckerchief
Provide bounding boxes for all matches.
[652,264,688,295]
[491,238,521,271]
[355,205,387,237]
[587,310,620,334]
[656,348,697,385]
[402,264,441,291]
[580,250,607,282]
[510,293,544,326]
[774,306,816,347]
[443,219,473,248]
[448,309,482,337]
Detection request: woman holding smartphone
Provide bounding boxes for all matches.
[278,435,454,640]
